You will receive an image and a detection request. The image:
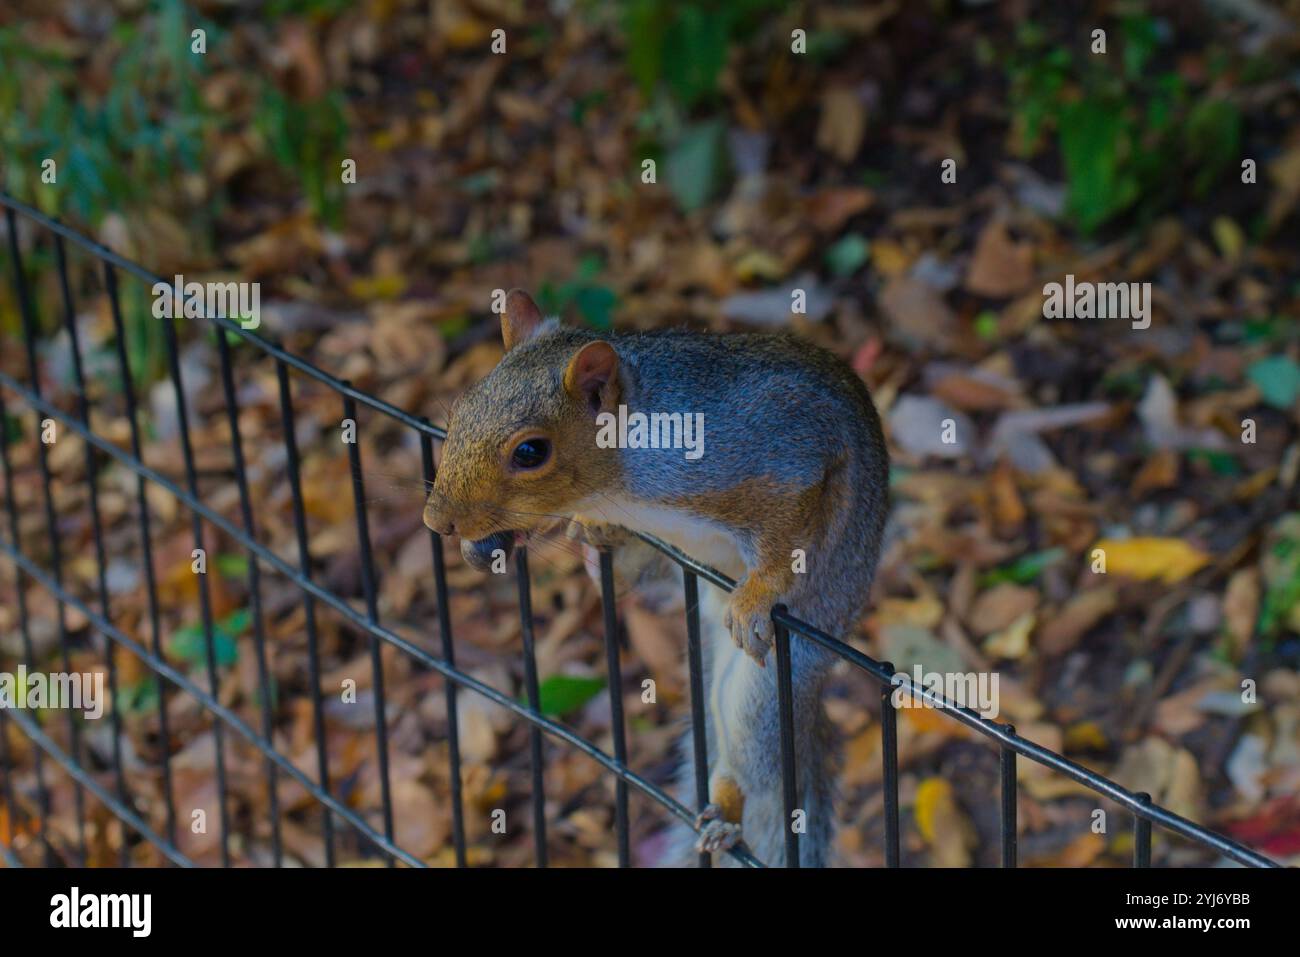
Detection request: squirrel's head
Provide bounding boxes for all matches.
[423,289,623,564]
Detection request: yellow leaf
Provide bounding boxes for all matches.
[871,239,912,277]
[914,777,953,843]
[1064,720,1109,751]
[1093,537,1209,584]
[914,777,976,866]
[732,250,786,282]
[347,274,408,301]
[1212,216,1245,261]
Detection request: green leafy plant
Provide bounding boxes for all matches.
[616,0,781,211]
[0,0,218,226]
[621,0,781,111]
[255,86,349,227]
[1006,13,1243,234]
[0,0,352,384]
[1260,516,1300,648]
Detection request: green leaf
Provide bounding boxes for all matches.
[1184,98,1241,195]
[825,234,870,277]
[1241,316,1287,345]
[1186,449,1241,476]
[574,286,617,330]
[534,674,606,717]
[169,609,247,668]
[576,251,606,281]
[979,548,1067,588]
[215,553,250,578]
[663,5,729,109]
[116,677,161,716]
[1247,356,1300,410]
[974,310,1000,342]
[665,119,728,212]
[1121,14,1161,79]
[1260,515,1300,643]
[623,0,669,97]
[3,413,21,444]
[1059,97,1139,233]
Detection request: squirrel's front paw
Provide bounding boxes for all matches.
[565,514,627,551]
[693,804,743,854]
[724,582,777,666]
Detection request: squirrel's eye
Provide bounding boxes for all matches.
[510,438,551,470]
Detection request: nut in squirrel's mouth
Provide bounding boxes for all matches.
[460,530,521,571]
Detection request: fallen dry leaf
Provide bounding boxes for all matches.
[1222,568,1259,658]
[914,777,976,867]
[968,583,1038,636]
[1093,537,1210,585]
[816,86,867,162]
[1038,585,1118,656]
[964,219,1035,297]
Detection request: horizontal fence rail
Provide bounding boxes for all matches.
[0,192,1281,870]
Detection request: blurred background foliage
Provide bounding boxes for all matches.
[0,1,1284,246]
[1,0,1286,386]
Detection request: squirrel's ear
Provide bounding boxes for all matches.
[564,341,620,415]
[502,289,545,351]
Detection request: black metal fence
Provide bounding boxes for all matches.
[0,193,1280,869]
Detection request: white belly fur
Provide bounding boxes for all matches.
[570,495,748,579]
[573,495,769,824]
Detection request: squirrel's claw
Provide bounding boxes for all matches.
[694,804,743,855]
[724,585,776,666]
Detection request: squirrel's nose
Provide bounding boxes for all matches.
[423,501,456,537]
[426,515,455,537]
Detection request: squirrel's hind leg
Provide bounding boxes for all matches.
[693,772,745,854]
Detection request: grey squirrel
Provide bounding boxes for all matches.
[424,290,889,866]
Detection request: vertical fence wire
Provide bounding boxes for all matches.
[0,387,52,867]
[1000,726,1017,868]
[342,392,396,862]
[54,236,130,865]
[6,209,88,865]
[274,358,336,865]
[419,426,467,867]
[597,550,630,866]
[879,664,901,868]
[104,262,177,849]
[515,547,548,866]
[772,608,800,868]
[683,571,712,868]
[1135,792,1153,868]
[159,295,231,867]
[215,333,282,865]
